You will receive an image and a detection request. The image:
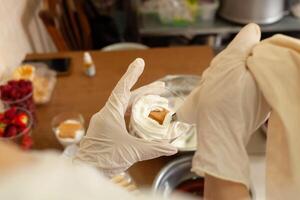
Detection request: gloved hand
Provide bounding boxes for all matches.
[177,23,271,188]
[74,58,177,177]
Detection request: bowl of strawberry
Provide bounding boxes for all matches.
[0,107,33,150]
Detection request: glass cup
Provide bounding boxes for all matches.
[51,112,85,147]
[0,107,34,150]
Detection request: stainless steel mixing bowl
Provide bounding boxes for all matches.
[153,154,201,198]
[153,154,256,199]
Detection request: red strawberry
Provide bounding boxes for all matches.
[4,107,17,122]
[4,125,18,137]
[14,113,29,128]
[21,134,33,150]
[0,113,4,122]
[0,123,6,137]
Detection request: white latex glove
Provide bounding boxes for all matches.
[75,58,177,177]
[177,24,271,188]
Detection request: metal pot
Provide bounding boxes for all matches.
[153,154,202,198]
[153,154,256,199]
[218,0,286,24]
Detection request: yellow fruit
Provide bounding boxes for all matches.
[13,65,35,81]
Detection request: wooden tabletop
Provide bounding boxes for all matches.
[26,46,213,186]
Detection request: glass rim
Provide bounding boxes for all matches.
[162,86,186,101]
[51,111,85,130]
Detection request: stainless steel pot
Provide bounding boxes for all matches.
[153,154,256,199]
[219,0,286,24]
[153,155,202,198]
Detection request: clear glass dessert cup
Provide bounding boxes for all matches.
[51,111,85,147]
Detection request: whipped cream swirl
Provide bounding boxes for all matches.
[130,95,174,140]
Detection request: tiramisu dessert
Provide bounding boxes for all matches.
[130,95,174,140]
[55,119,85,146]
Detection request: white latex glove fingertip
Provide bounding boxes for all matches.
[227,23,261,55]
[122,58,145,84]
[129,58,145,73]
[134,58,145,66]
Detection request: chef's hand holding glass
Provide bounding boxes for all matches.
[74,58,177,177]
[177,23,271,199]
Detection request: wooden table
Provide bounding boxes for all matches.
[26,46,213,186]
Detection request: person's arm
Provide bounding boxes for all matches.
[205,174,251,200]
[177,23,270,199]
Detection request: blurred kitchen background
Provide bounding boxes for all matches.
[1,0,300,69]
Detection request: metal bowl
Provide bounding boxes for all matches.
[153,154,202,198]
[153,154,256,199]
